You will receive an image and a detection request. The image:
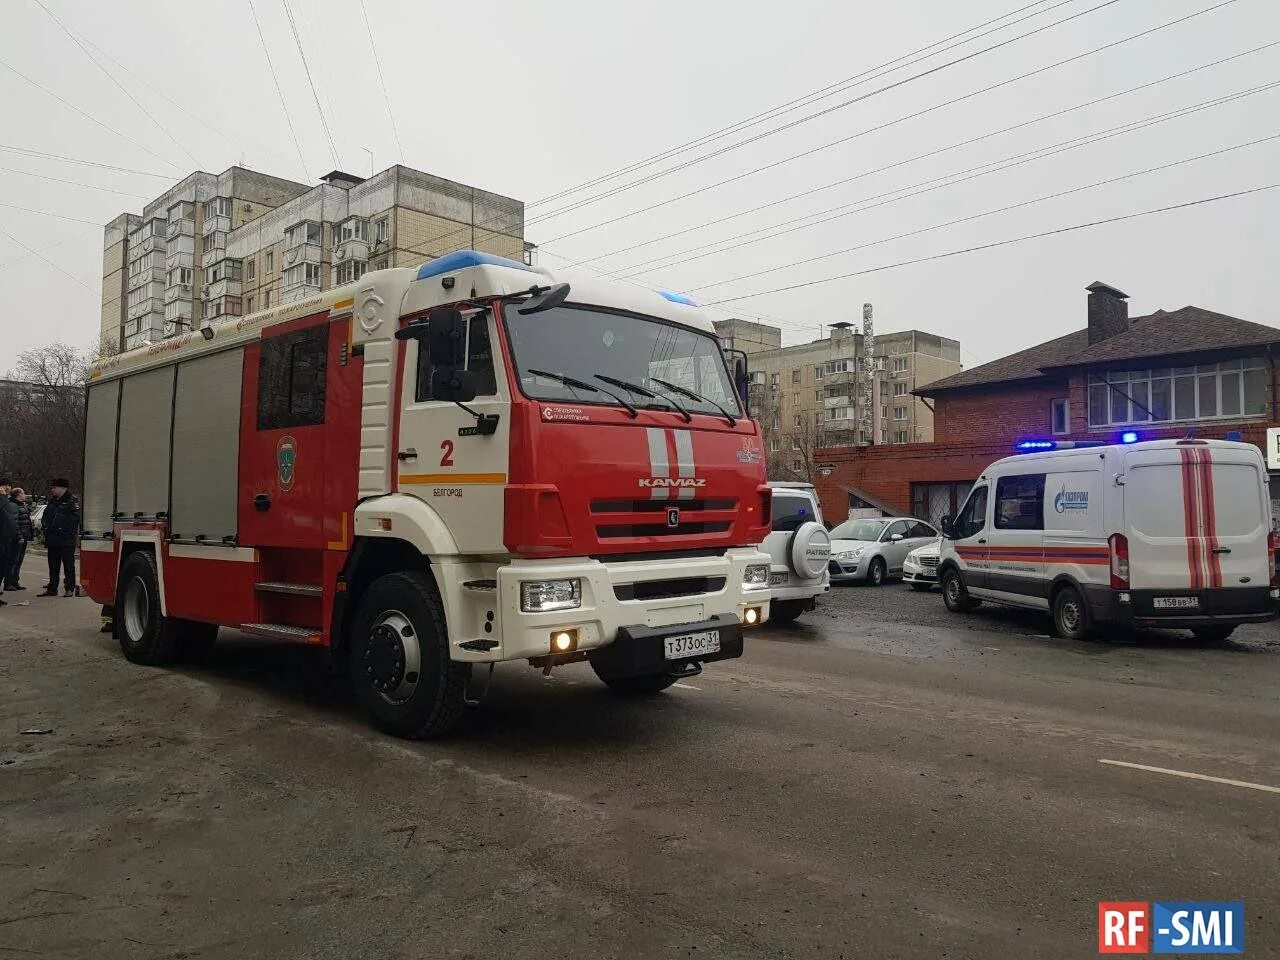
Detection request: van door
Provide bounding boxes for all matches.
[986,472,1047,608]
[1124,442,1270,591]
[949,483,990,593]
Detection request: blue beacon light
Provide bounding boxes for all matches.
[1120,431,1139,444]
[1015,439,1057,452]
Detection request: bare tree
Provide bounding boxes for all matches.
[3,342,90,492]
[751,386,827,485]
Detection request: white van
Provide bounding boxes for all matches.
[937,438,1278,642]
[760,482,831,623]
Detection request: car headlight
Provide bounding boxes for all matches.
[520,578,582,612]
[743,563,770,588]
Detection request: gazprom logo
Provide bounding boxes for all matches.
[1054,484,1089,513]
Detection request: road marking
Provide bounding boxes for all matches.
[1098,759,1280,795]
[673,682,700,690]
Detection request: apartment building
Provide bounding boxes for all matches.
[100,165,527,354]
[713,318,961,477]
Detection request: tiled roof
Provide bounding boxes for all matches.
[915,329,1089,395]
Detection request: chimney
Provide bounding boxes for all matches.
[1086,281,1129,344]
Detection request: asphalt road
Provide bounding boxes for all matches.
[2,556,1278,960]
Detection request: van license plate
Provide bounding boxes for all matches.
[664,630,720,660]
[1153,596,1200,609]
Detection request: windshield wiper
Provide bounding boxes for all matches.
[527,368,637,418]
[648,376,737,426]
[594,373,692,424]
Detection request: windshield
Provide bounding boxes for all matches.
[504,303,740,416]
[830,519,888,541]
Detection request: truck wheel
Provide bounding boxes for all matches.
[866,557,887,587]
[768,599,806,624]
[941,568,978,613]
[1191,625,1235,645]
[116,551,180,665]
[348,570,470,739]
[592,664,677,696]
[1052,585,1091,640]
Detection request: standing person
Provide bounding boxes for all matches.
[6,487,33,590]
[40,478,81,598]
[0,478,14,607]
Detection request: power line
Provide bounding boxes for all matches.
[0,164,153,199]
[705,184,1280,305]
[536,0,1243,246]
[248,0,310,178]
[29,0,199,168]
[613,80,1280,278]
[531,0,1070,208]
[360,0,405,165]
[562,39,1280,272]
[531,0,1131,227]
[281,0,341,167]
[0,144,173,180]
[0,228,97,271]
[0,58,184,172]
[687,133,1280,293]
[0,223,100,296]
[0,202,102,226]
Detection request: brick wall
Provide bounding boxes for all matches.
[932,380,1070,444]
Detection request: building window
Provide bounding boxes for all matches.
[334,260,367,285]
[206,197,231,219]
[246,295,254,313]
[826,406,854,421]
[893,357,908,373]
[257,324,328,429]
[792,460,802,473]
[749,405,760,417]
[375,217,389,243]
[792,414,801,426]
[792,392,799,405]
[893,430,908,443]
[1086,359,1267,427]
[285,221,321,247]
[826,359,854,375]
[791,438,800,451]
[266,251,274,273]
[791,369,800,383]
[285,262,322,288]
[246,258,256,280]
[1051,398,1070,435]
[814,390,822,402]
[337,218,368,243]
[894,406,907,420]
[814,365,824,380]
[771,373,780,385]
[263,288,271,308]
[994,474,1045,530]
[203,259,242,286]
[166,266,192,287]
[371,255,389,271]
[893,382,907,396]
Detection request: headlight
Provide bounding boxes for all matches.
[743,563,770,588]
[520,578,582,612]
[835,548,864,561]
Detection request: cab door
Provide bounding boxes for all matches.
[948,483,990,592]
[395,311,511,554]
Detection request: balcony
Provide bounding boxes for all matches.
[128,232,164,258]
[167,217,194,239]
[127,264,164,290]
[823,394,853,408]
[202,214,231,237]
[205,277,242,301]
[283,242,322,268]
[164,283,193,304]
[334,238,370,264]
[164,298,193,322]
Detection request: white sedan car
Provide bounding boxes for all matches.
[828,517,939,586]
[901,537,943,591]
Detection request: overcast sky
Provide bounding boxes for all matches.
[1,0,1277,372]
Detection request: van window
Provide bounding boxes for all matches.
[415,315,497,402]
[257,324,328,429]
[772,494,814,533]
[995,474,1045,530]
[953,485,988,539]
[1129,462,1264,539]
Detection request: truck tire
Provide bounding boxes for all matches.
[1191,625,1235,645]
[592,664,678,696]
[769,599,807,624]
[116,550,181,666]
[348,570,470,739]
[1052,584,1091,640]
[941,568,979,613]
[787,521,832,580]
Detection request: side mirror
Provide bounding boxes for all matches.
[517,283,571,315]
[431,368,478,403]
[890,533,904,542]
[940,515,954,539]
[427,307,469,366]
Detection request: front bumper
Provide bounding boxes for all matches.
[828,557,864,582]
[455,547,770,662]
[769,566,830,602]
[1085,585,1280,629]
[902,559,938,585]
[588,615,743,679]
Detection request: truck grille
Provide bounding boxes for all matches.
[592,498,736,513]
[598,521,731,539]
[613,576,727,601]
[591,497,737,541]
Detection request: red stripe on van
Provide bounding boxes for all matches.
[1180,448,1203,589]
[1196,447,1223,588]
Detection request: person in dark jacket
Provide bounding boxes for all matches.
[0,478,14,606]
[6,487,33,590]
[40,478,81,598]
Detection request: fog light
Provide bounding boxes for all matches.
[744,607,760,626]
[550,629,578,653]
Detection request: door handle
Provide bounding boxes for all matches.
[253,493,271,512]
[1211,546,1231,555]
[977,538,987,544]
[397,448,418,461]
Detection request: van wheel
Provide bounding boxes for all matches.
[768,599,806,624]
[116,551,180,665]
[1191,626,1235,645]
[866,557,887,587]
[1052,585,1091,640]
[941,568,977,613]
[592,665,677,696]
[348,571,470,739]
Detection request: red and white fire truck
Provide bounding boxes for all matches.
[81,251,772,737]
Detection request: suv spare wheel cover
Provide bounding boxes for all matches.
[788,521,832,579]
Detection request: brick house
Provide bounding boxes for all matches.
[813,282,1280,526]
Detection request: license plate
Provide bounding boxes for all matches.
[663,629,721,660]
[1153,596,1200,609]
[769,572,787,585]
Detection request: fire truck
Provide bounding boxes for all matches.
[81,251,773,737]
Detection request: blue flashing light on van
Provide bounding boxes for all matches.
[1120,431,1139,444]
[1016,439,1057,451]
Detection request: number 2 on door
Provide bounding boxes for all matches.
[439,440,454,467]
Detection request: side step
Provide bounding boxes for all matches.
[255,581,323,597]
[239,622,323,644]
